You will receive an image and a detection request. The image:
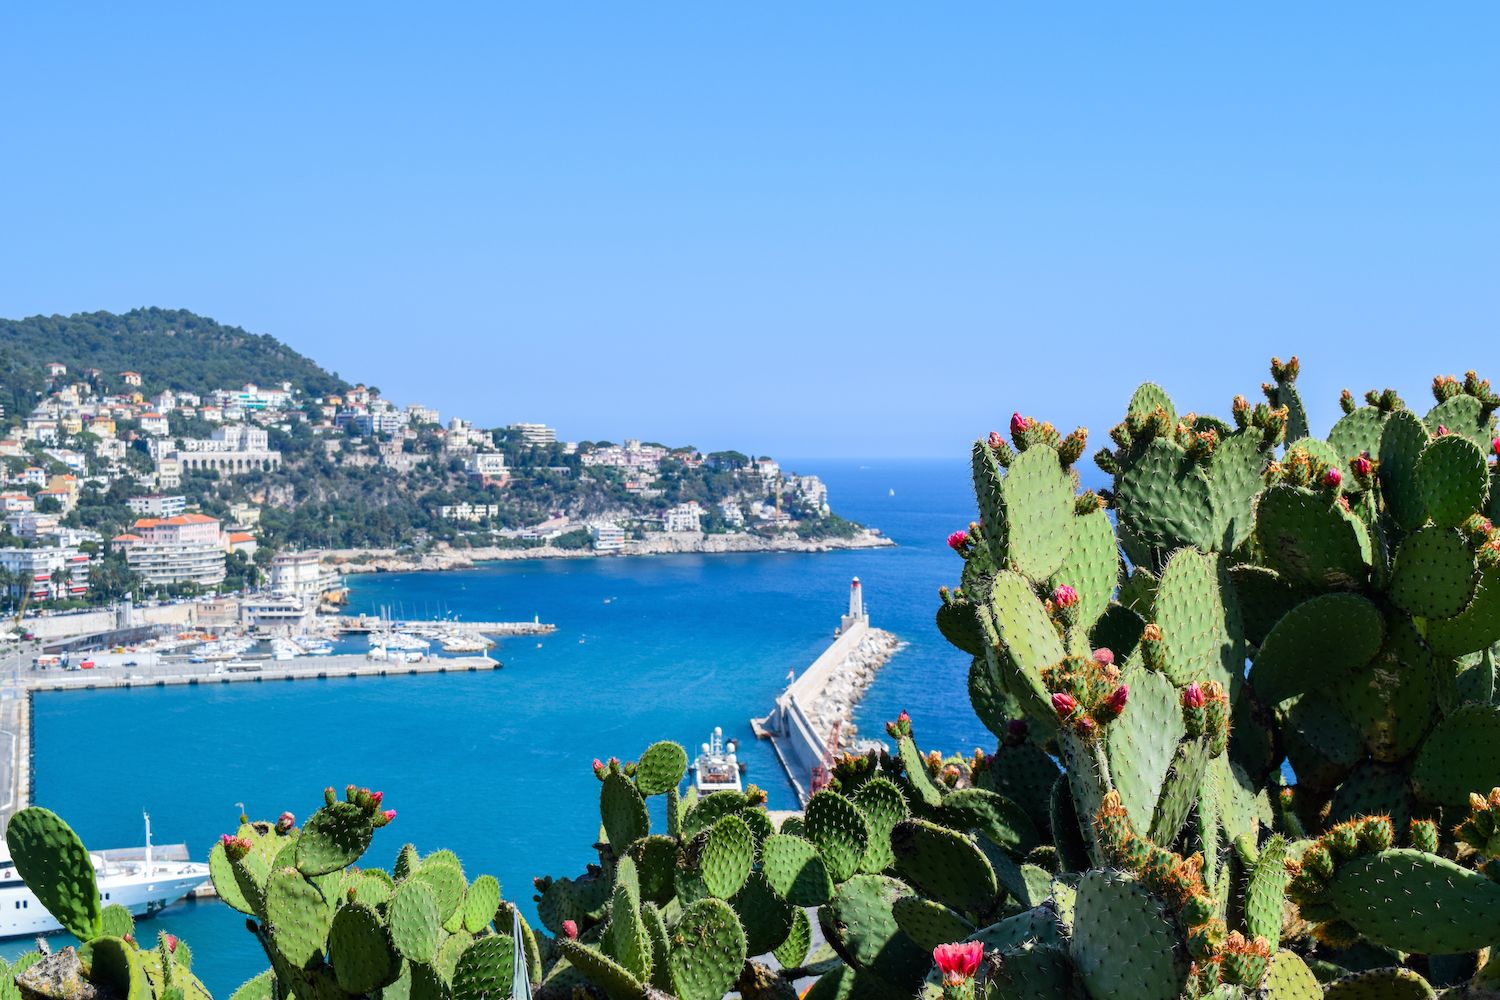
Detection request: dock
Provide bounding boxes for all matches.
[0,651,499,827]
[336,616,554,636]
[751,578,899,806]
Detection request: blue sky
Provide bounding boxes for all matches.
[2,5,1496,457]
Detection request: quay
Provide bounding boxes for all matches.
[751,579,901,806]
[336,616,555,636]
[0,651,498,826]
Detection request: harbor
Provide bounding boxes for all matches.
[752,578,902,806]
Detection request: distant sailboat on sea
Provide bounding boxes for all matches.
[888,488,895,496]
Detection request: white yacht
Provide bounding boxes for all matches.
[693,727,744,794]
[0,814,209,939]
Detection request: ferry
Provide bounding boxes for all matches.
[0,814,209,939]
[693,727,744,794]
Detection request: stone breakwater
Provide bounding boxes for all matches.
[803,626,904,749]
[327,529,894,575]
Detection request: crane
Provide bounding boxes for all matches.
[809,719,841,795]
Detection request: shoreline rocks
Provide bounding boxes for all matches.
[803,627,905,750]
[325,529,895,575]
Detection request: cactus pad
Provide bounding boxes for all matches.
[1411,704,1500,806]
[986,571,1066,721]
[1322,967,1436,1000]
[1070,869,1190,1000]
[264,867,332,968]
[634,741,689,796]
[890,818,998,917]
[450,935,515,1000]
[388,877,444,964]
[1117,439,1216,554]
[1328,406,1387,463]
[558,939,645,1000]
[462,873,501,934]
[5,808,101,940]
[730,869,794,957]
[1053,507,1118,630]
[1249,593,1384,706]
[1425,393,1495,447]
[772,906,811,969]
[1416,433,1489,528]
[851,777,908,873]
[939,787,1038,857]
[804,791,870,883]
[822,874,929,990]
[1425,562,1500,657]
[600,771,651,851]
[1380,409,1431,533]
[701,814,754,899]
[890,895,974,952]
[668,897,747,1000]
[1261,951,1321,999]
[1389,526,1477,619]
[1105,666,1183,834]
[1327,848,1500,952]
[328,902,398,993]
[1152,547,1237,690]
[295,802,372,877]
[1001,445,1074,581]
[1256,486,1371,588]
[760,833,834,906]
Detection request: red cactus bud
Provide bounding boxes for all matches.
[370,791,383,807]
[1051,692,1078,718]
[947,530,969,551]
[1493,437,1500,457]
[1104,685,1129,715]
[932,941,984,986]
[165,934,178,953]
[899,710,911,724]
[1437,425,1451,437]
[1010,412,1031,439]
[123,934,136,946]
[1323,468,1342,488]
[1052,585,1079,608]
[987,430,1004,450]
[324,786,337,806]
[562,920,579,940]
[1093,648,1114,667]
[1351,455,1372,477]
[383,809,397,822]
[1183,683,1206,709]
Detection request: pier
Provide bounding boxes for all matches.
[751,579,901,806]
[0,651,498,826]
[336,616,555,636]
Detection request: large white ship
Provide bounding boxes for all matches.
[0,815,209,939]
[692,727,744,794]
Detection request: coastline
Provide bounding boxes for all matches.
[324,529,895,575]
[807,626,904,750]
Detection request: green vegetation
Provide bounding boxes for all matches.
[0,307,348,410]
[7,358,1500,999]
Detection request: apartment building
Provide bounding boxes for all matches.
[112,513,226,586]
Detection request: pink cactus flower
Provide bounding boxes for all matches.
[933,941,984,986]
[383,810,397,822]
[1183,683,1206,709]
[370,791,383,807]
[562,920,579,940]
[1323,468,1342,488]
[1052,585,1079,608]
[1010,412,1031,438]
[987,430,1004,450]
[1051,692,1078,719]
[947,530,969,551]
[898,710,911,724]
[1352,455,1372,477]
[1092,648,1114,667]
[1103,685,1129,715]
[1437,425,1451,437]
[1493,437,1500,457]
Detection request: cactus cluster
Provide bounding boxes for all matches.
[5,358,1499,999]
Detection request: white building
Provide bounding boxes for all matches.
[127,494,188,517]
[269,551,343,601]
[589,522,627,552]
[718,499,746,528]
[0,547,90,602]
[661,501,705,533]
[436,503,501,522]
[465,453,509,480]
[510,423,557,447]
[112,514,226,587]
[406,404,440,426]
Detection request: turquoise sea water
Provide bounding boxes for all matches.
[22,457,1007,991]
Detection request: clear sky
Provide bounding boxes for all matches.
[2,5,1496,457]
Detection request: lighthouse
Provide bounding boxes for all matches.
[841,577,867,632]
